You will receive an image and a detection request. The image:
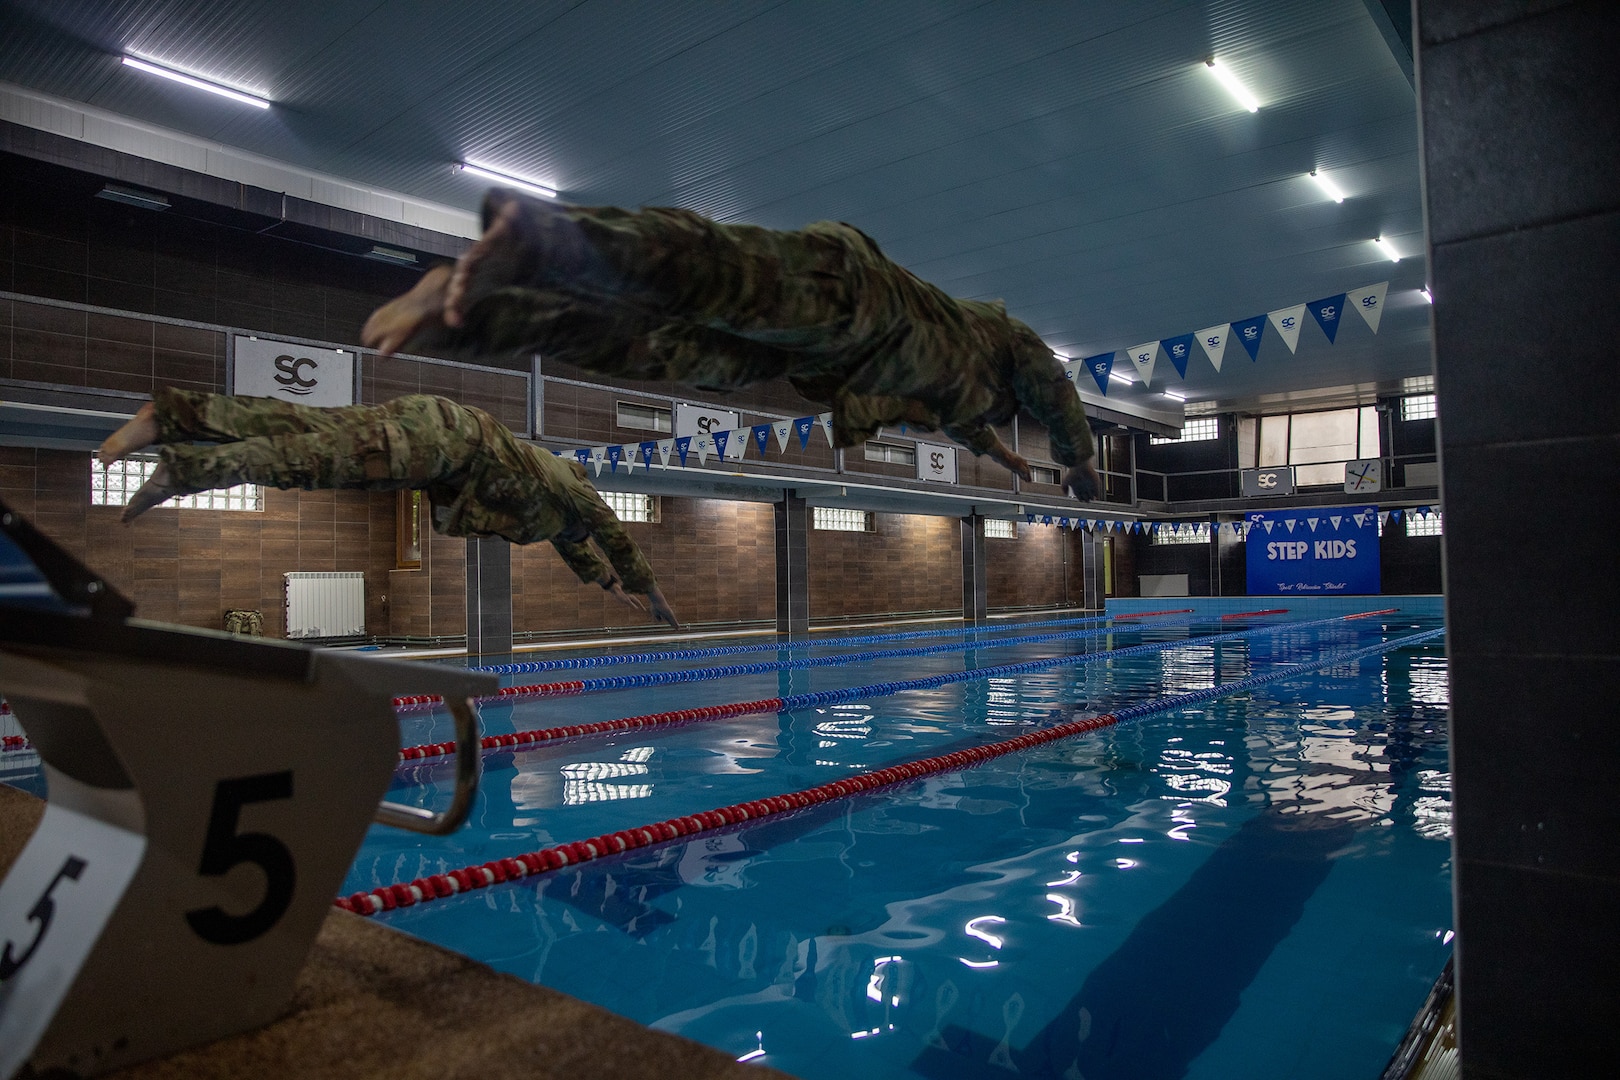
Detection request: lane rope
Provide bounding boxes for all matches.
[394,609,1396,762]
[341,625,1444,916]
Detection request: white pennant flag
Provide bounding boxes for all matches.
[730,429,747,461]
[1347,282,1389,333]
[694,436,711,466]
[1330,515,1343,530]
[1352,512,1366,527]
[590,446,608,477]
[1268,305,1307,354]
[1196,324,1229,372]
[1306,517,1319,531]
[1262,520,1275,533]
[818,412,834,447]
[657,439,674,468]
[1125,341,1160,387]
[623,449,637,474]
[1284,519,1297,533]
[1378,511,1390,527]
[773,421,792,452]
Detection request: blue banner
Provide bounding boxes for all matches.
[1083,351,1116,394]
[1308,293,1347,343]
[1161,333,1196,379]
[1231,315,1266,361]
[1245,506,1380,595]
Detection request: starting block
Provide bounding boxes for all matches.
[0,497,497,1076]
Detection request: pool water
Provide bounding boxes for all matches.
[346,609,1452,1080]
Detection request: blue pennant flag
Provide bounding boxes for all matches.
[752,424,772,457]
[639,441,657,469]
[574,448,591,468]
[1162,333,1196,379]
[794,416,814,449]
[674,435,692,466]
[1084,352,1116,394]
[1391,508,1403,522]
[1231,315,1266,361]
[1309,293,1347,343]
[712,430,730,460]
[607,445,623,473]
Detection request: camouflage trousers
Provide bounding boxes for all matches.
[153,388,480,494]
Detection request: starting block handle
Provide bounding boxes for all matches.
[373,696,481,836]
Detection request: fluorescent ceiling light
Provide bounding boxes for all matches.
[96,183,169,211]
[1162,389,1186,401]
[1108,371,1134,386]
[457,162,557,199]
[1205,59,1259,112]
[365,244,418,265]
[1373,236,1402,263]
[1420,286,1433,304]
[121,56,270,109]
[1309,170,1345,203]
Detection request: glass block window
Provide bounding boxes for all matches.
[601,491,658,523]
[1152,522,1212,545]
[813,507,873,532]
[1401,394,1438,421]
[984,519,1016,539]
[1405,511,1443,537]
[1151,416,1219,445]
[91,458,262,512]
[616,401,673,433]
[864,442,916,466]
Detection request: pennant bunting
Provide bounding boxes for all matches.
[1306,517,1319,531]
[1232,315,1267,361]
[1283,519,1296,533]
[1347,282,1389,332]
[711,430,729,462]
[794,416,814,449]
[1268,304,1307,354]
[1262,520,1275,533]
[728,429,748,461]
[1308,293,1347,343]
[1161,333,1196,379]
[589,446,607,477]
[673,436,690,467]
[1084,352,1117,394]
[639,441,657,471]
[694,436,710,466]
[607,445,623,473]
[574,448,591,469]
[1330,515,1343,530]
[1125,341,1160,387]
[1196,324,1229,372]
[773,421,792,453]
[818,413,834,447]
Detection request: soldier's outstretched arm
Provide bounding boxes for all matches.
[1008,345,1101,502]
[362,265,452,356]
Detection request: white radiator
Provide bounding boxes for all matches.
[284,572,365,639]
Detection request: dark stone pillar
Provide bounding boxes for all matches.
[464,535,512,658]
[775,492,810,638]
[1417,3,1620,1075]
[962,514,987,625]
[1080,529,1106,611]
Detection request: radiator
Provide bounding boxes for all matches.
[284,571,365,639]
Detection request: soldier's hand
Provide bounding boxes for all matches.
[1064,458,1103,502]
[362,265,451,356]
[646,588,680,630]
[599,571,647,612]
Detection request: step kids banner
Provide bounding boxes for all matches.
[1063,282,1388,395]
[1245,506,1380,596]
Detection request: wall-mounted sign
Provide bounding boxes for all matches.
[232,337,354,407]
[915,441,957,483]
[1244,506,1381,595]
[1241,466,1296,497]
[1344,458,1382,493]
[674,403,740,439]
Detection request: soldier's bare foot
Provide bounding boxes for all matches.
[121,463,190,523]
[99,402,157,467]
[362,264,451,356]
[445,193,527,329]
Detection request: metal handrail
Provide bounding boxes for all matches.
[373,696,481,835]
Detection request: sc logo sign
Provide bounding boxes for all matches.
[1257,471,1280,489]
[273,354,319,395]
[929,452,945,471]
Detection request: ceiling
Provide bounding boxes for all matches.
[0,0,1432,417]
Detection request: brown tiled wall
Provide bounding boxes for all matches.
[809,512,961,618]
[1,298,225,395]
[986,524,1085,610]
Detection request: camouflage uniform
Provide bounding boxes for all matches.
[150,387,658,592]
[421,191,1096,467]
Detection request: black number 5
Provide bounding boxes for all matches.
[0,855,87,981]
[184,772,296,945]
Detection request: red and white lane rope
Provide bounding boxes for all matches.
[339,625,1443,916]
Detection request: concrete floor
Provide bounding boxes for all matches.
[0,784,794,1080]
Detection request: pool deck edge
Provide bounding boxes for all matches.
[0,785,797,1080]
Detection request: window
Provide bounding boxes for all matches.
[616,401,673,433]
[1401,394,1437,422]
[864,442,915,466]
[1151,416,1219,445]
[1028,464,1061,486]
[1255,406,1383,486]
[601,491,659,523]
[813,507,873,532]
[1405,511,1443,537]
[984,519,1016,539]
[1152,522,1212,545]
[91,458,261,512]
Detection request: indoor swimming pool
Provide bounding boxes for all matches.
[333,601,1453,1080]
